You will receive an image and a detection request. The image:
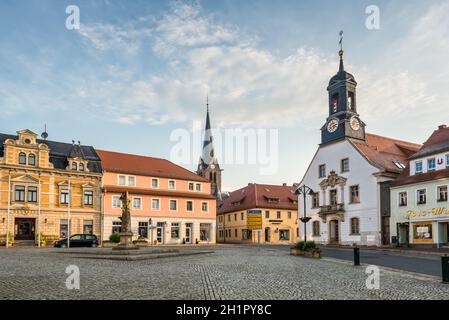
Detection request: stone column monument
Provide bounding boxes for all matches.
[113,191,138,250]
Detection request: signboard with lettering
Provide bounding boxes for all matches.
[405,208,449,220]
[247,210,262,230]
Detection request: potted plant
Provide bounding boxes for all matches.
[290,240,321,258]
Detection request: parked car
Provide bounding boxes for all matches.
[54,234,99,248]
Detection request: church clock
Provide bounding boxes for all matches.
[350,116,360,131]
[327,119,339,133]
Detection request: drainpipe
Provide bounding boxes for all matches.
[6,172,11,248]
[67,179,71,248]
[100,185,104,246]
[38,177,41,248]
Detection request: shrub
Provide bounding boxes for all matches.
[295,240,317,251]
[109,232,121,243]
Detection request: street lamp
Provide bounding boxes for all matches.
[295,185,314,243]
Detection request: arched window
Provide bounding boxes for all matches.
[72,162,78,170]
[350,218,360,235]
[79,163,85,171]
[18,152,26,165]
[312,221,320,237]
[28,154,36,166]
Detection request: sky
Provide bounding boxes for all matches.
[0,0,448,191]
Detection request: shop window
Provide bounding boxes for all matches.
[171,223,180,239]
[413,223,432,242]
[279,230,290,241]
[28,154,36,166]
[27,186,38,203]
[312,221,320,236]
[200,223,211,241]
[83,220,93,234]
[18,152,26,165]
[112,221,121,234]
[417,189,426,204]
[242,229,252,240]
[437,186,448,202]
[15,185,25,202]
[350,185,360,204]
[84,190,93,205]
[350,218,360,235]
[399,192,407,206]
[138,222,148,238]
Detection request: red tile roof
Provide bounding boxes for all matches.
[350,133,421,174]
[103,185,216,199]
[217,183,298,214]
[97,150,209,182]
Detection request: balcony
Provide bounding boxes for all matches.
[318,203,345,219]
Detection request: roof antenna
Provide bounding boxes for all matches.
[41,124,48,140]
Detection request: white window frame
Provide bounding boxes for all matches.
[195,183,202,192]
[168,180,176,190]
[188,182,194,191]
[151,198,161,211]
[436,185,448,202]
[398,191,408,207]
[427,158,436,172]
[118,175,127,186]
[417,188,427,205]
[151,178,159,189]
[415,161,423,174]
[127,175,136,187]
[201,202,208,212]
[169,199,178,211]
[186,200,194,212]
[132,197,142,210]
[112,195,121,208]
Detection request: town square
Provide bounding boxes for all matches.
[1,0,449,308]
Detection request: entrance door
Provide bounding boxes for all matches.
[329,220,339,244]
[15,218,36,240]
[265,227,270,242]
[185,224,192,244]
[156,223,164,244]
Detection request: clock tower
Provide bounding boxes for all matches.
[321,46,366,145]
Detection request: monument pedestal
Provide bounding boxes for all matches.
[112,232,139,250]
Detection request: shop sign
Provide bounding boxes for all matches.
[405,207,449,219]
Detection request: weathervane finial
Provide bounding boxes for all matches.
[206,95,209,112]
[338,30,344,57]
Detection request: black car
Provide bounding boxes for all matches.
[54,234,99,248]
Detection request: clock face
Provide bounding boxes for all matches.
[327,119,339,133]
[210,164,215,170]
[350,116,360,131]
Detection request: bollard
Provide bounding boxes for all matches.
[354,247,360,266]
[442,255,449,283]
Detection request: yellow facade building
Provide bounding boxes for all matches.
[0,130,102,246]
[217,183,299,244]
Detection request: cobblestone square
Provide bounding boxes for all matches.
[1,245,449,300]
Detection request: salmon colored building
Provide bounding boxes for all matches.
[97,150,216,245]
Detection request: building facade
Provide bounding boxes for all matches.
[390,125,449,247]
[217,183,299,244]
[298,51,421,246]
[98,150,217,245]
[0,130,102,246]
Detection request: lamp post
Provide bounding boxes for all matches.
[295,184,314,243]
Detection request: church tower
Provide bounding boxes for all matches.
[321,35,366,145]
[197,98,222,199]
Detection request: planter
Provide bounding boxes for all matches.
[132,240,149,247]
[102,241,119,248]
[290,248,321,259]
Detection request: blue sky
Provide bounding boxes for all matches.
[1,0,448,190]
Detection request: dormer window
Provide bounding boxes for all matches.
[72,162,78,170]
[415,161,423,174]
[18,152,26,165]
[428,158,436,172]
[28,154,36,166]
[79,163,85,171]
[24,138,31,144]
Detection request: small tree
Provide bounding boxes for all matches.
[109,232,121,243]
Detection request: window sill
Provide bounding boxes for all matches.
[349,233,361,236]
[437,199,448,203]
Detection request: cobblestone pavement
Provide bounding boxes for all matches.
[1,245,449,300]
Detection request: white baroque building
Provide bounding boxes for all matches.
[298,51,421,246]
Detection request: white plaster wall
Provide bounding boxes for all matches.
[299,140,381,246]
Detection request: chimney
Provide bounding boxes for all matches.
[438,124,447,130]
